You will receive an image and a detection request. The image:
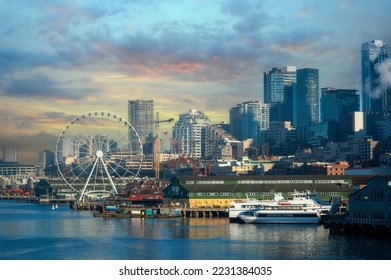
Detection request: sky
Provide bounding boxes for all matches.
[1,0,391,164]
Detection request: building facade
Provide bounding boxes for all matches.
[293,68,320,129]
[361,40,389,114]
[172,109,211,159]
[230,101,269,145]
[128,100,154,153]
[203,124,243,161]
[163,175,356,208]
[264,66,296,123]
[347,176,391,225]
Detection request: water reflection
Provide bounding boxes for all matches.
[1,201,391,260]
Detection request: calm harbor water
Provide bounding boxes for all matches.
[0,200,390,260]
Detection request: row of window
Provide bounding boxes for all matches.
[188,191,340,197]
[353,212,391,221]
[185,179,348,185]
[353,193,391,201]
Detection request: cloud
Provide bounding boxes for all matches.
[370,58,391,99]
[0,74,102,102]
[376,58,391,86]
[0,49,54,76]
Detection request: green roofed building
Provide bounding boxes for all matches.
[162,175,380,208]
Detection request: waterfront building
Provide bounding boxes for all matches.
[347,176,391,225]
[163,175,359,208]
[172,109,211,159]
[293,68,320,129]
[128,100,154,153]
[321,87,360,141]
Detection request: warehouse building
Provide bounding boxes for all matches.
[162,175,376,208]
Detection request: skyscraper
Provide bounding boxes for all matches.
[321,87,360,141]
[263,66,296,122]
[128,100,154,153]
[293,68,319,128]
[361,40,389,114]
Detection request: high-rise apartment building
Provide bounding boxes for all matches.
[293,68,319,128]
[128,100,154,153]
[172,109,211,159]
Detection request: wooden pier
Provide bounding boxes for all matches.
[182,208,228,218]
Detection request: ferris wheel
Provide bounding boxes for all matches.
[55,111,143,201]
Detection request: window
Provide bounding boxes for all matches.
[247,192,258,196]
[220,192,231,196]
[207,192,219,196]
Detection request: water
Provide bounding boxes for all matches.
[1,200,391,260]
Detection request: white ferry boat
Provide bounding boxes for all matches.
[235,190,332,224]
[228,192,284,223]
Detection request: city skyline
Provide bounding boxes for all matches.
[1,0,391,163]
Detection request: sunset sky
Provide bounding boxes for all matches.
[1,0,391,163]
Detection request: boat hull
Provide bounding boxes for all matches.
[238,210,322,224]
[239,216,322,224]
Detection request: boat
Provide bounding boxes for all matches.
[237,190,332,224]
[228,191,285,223]
[51,204,56,210]
[238,204,323,224]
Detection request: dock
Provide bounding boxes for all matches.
[0,195,76,204]
[325,214,391,236]
[92,205,228,219]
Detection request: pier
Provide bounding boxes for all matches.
[325,215,391,236]
[182,207,228,218]
[0,195,76,204]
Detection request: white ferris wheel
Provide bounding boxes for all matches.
[55,111,143,201]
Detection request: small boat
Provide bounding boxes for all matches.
[55,204,58,209]
[51,205,56,210]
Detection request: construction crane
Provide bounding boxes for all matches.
[153,112,174,179]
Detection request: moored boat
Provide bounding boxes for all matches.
[228,192,285,223]
[238,204,323,224]
[234,190,332,224]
